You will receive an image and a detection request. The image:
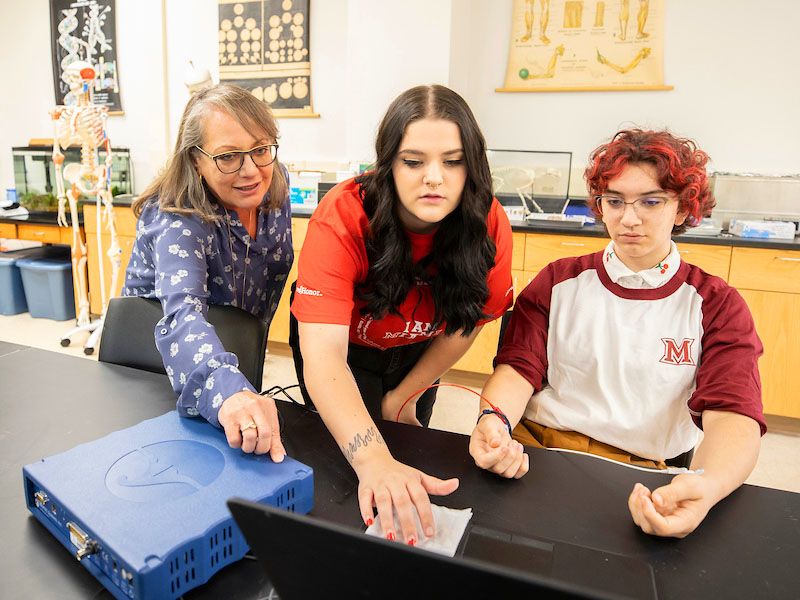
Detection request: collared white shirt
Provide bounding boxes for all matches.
[504,244,764,461]
[602,241,681,289]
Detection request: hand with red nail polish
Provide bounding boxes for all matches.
[297,321,460,546]
[355,453,459,544]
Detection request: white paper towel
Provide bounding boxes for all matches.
[365,504,473,557]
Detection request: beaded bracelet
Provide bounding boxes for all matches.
[477,409,513,437]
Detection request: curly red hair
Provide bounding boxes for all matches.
[584,129,714,235]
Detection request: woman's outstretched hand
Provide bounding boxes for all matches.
[355,452,458,546]
[218,391,286,462]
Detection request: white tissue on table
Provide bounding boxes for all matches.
[365,504,473,557]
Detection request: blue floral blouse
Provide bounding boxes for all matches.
[121,192,293,427]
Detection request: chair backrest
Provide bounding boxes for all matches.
[497,310,513,354]
[287,281,315,407]
[98,296,268,390]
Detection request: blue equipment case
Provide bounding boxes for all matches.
[23,411,313,600]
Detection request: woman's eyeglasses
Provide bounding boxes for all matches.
[194,143,279,174]
[595,195,673,217]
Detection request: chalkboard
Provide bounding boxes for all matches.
[49,0,123,113]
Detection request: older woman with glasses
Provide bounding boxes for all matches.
[469,129,765,539]
[122,83,291,462]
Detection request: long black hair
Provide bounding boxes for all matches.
[355,85,496,336]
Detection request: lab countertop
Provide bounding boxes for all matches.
[5,201,797,252]
[507,219,800,251]
[0,210,82,226]
[288,207,800,252]
[0,197,136,227]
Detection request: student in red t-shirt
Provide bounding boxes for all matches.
[291,85,513,546]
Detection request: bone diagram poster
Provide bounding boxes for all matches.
[218,0,315,117]
[501,0,668,92]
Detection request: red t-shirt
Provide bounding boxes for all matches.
[291,177,514,349]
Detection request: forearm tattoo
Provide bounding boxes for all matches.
[341,426,385,464]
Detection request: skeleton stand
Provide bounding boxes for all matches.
[52,63,121,354]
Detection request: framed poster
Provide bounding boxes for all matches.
[49,0,123,113]
[498,0,671,92]
[218,0,317,117]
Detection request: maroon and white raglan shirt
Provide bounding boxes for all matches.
[497,242,766,462]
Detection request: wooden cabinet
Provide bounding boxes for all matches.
[511,269,537,298]
[270,218,800,421]
[524,233,608,276]
[738,289,800,419]
[675,242,731,281]
[84,203,307,335]
[0,222,17,239]
[729,246,800,294]
[267,219,308,344]
[730,247,800,419]
[451,317,503,373]
[453,233,608,375]
[511,232,526,271]
[17,222,74,245]
[5,220,82,313]
[84,204,137,315]
[454,234,800,421]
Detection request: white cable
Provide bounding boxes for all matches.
[543,446,701,475]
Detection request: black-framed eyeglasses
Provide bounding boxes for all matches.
[194,143,279,174]
[595,195,673,217]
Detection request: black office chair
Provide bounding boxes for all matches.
[497,310,513,353]
[98,296,268,390]
[287,282,316,410]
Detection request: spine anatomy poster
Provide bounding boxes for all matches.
[50,0,123,112]
[218,0,315,117]
[501,0,669,91]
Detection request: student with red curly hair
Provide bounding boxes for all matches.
[469,129,765,538]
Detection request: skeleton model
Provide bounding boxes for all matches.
[491,166,544,215]
[51,60,121,354]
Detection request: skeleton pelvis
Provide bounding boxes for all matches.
[63,163,103,194]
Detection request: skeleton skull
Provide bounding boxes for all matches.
[64,61,96,92]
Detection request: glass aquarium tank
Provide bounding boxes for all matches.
[12,146,132,213]
[486,149,573,217]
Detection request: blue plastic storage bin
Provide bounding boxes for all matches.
[0,253,28,315]
[0,246,70,316]
[16,255,76,321]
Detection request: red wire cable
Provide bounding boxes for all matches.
[396,382,507,423]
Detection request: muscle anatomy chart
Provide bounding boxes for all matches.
[501,0,667,91]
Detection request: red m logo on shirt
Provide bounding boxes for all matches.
[659,338,696,366]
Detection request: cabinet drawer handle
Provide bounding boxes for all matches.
[31,231,45,236]
[560,242,585,247]
[678,250,689,254]
[776,257,800,262]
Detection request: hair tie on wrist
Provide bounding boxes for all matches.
[477,409,512,437]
